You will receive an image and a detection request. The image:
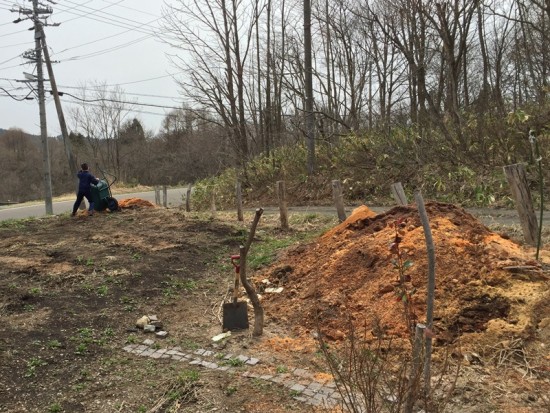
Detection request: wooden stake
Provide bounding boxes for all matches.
[405,323,426,413]
[332,180,346,222]
[391,182,408,205]
[503,164,538,246]
[210,189,217,218]
[277,181,289,230]
[154,186,160,206]
[414,190,435,397]
[162,185,168,208]
[236,181,244,222]
[185,184,192,212]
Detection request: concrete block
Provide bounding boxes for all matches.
[245,357,260,366]
[290,383,306,392]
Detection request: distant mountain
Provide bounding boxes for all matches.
[0,127,41,142]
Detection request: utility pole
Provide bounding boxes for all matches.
[41,33,78,178]
[304,0,315,175]
[32,0,53,215]
[12,1,54,214]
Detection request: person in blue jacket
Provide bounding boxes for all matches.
[71,163,99,216]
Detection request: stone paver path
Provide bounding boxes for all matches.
[123,340,340,408]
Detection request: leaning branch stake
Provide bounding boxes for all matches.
[414,191,435,397]
[239,208,264,336]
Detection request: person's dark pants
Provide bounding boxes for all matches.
[72,190,94,215]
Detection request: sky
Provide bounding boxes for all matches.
[0,0,181,137]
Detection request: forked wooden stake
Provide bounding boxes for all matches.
[239,208,264,337]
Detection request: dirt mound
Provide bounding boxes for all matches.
[259,202,548,349]
[118,198,155,209]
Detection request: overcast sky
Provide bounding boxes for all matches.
[0,0,180,137]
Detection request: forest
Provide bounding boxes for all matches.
[1,0,549,204]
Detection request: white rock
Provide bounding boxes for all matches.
[144,324,156,332]
[212,331,231,342]
[136,316,150,328]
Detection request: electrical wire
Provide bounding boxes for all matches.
[0,54,22,66]
[57,84,182,100]
[51,3,160,36]
[57,90,266,116]
[58,98,169,118]
[98,0,160,17]
[0,40,33,49]
[55,90,183,110]
[0,86,34,101]
[0,61,27,71]
[0,27,28,39]
[100,73,179,87]
[49,17,159,55]
[60,34,154,61]
[60,0,160,29]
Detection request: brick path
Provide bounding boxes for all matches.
[123,340,341,408]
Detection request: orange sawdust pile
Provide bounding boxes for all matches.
[258,202,548,349]
[118,198,155,209]
[322,205,377,239]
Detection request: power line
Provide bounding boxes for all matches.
[57,90,183,110]
[51,3,160,36]
[0,87,34,101]
[0,40,33,49]
[57,84,183,100]
[61,0,160,29]
[0,61,27,71]
[92,0,160,17]
[60,34,155,61]
[0,54,22,66]
[58,98,170,118]
[57,89,270,116]
[49,18,158,55]
[0,27,27,39]
[101,73,179,87]
[2,73,180,88]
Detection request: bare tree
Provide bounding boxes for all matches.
[68,82,134,178]
[161,0,263,173]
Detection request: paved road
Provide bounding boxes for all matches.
[0,188,188,221]
[2,188,547,230]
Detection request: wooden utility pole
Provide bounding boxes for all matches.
[12,1,54,214]
[33,0,53,215]
[40,32,78,177]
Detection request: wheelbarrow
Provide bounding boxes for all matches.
[90,168,119,212]
[222,255,249,331]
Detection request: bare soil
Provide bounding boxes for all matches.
[0,202,549,412]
